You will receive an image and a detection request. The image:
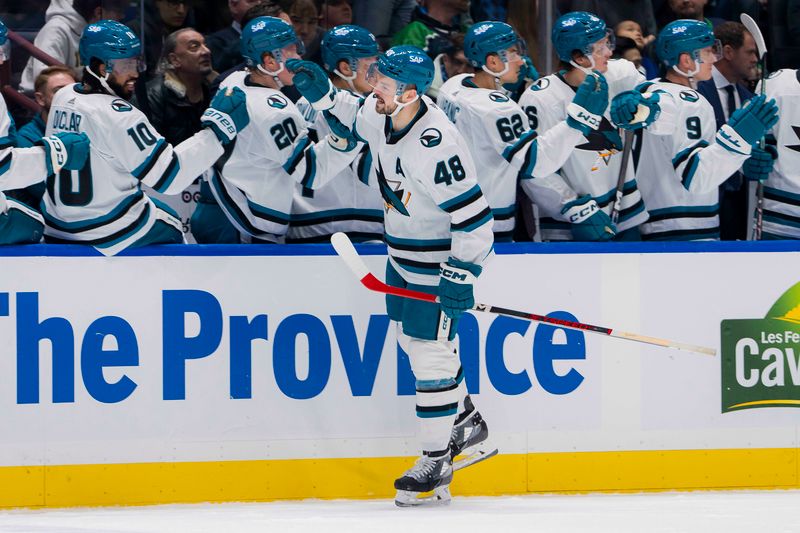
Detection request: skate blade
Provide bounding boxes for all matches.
[452,441,498,472]
[395,486,452,507]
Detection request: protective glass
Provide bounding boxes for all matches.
[108,56,145,74]
[697,39,723,63]
[588,28,616,56]
[366,62,403,95]
[0,41,9,62]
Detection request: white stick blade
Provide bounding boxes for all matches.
[331,232,370,279]
[740,14,766,58]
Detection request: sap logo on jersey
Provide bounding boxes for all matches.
[2,290,586,405]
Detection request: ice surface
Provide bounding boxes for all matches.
[0,490,797,533]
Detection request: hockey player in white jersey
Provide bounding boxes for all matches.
[286,24,384,244]
[289,46,495,506]
[205,17,364,244]
[43,20,250,255]
[437,20,614,241]
[0,19,90,244]
[755,69,800,239]
[610,19,778,240]
[517,12,649,241]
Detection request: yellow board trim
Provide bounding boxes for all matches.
[1,448,797,509]
[729,399,800,409]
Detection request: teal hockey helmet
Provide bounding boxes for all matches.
[0,19,8,62]
[321,24,379,72]
[241,16,305,68]
[656,19,721,67]
[369,45,434,95]
[552,11,612,62]
[79,20,142,69]
[464,21,523,68]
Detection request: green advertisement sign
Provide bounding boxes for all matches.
[721,282,800,413]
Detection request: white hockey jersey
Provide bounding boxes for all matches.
[286,96,384,243]
[44,83,225,255]
[1,97,49,224]
[437,73,586,241]
[332,92,494,286]
[212,71,362,242]
[759,69,800,239]
[517,59,648,240]
[635,80,751,240]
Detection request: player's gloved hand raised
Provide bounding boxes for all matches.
[323,110,358,152]
[202,86,249,145]
[742,144,778,181]
[439,258,482,319]
[720,94,779,153]
[286,58,336,110]
[502,55,539,94]
[567,72,608,136]
[610,88,660,130]
[38,132,90,175]
[562,195,617,241]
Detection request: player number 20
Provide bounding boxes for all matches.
[270,118,299,150]
[434,155,466,186]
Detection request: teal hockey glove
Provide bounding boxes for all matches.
[562,195,617,241]
[610,89,660,130]
[38,132,90,175]
[202,86,249,144]
[567,72,608,136]
[286,58,336,110]
[742,144,778,181]
[721,94,779,152]
[323,110,358,152]
[439,258,482,319]
[502,55,539,93]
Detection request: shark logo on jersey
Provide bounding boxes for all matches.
[531,78,550,91]
[680,90,700,102]
[420,128,442,148]
[111,99,133,112]
[788,126,800,153]
[268,95,288,109]
[376,157,410,215]
[489,91,509,103]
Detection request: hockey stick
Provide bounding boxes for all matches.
[741,13,767,240]
[610,129,634,225]
[330,232,716,356]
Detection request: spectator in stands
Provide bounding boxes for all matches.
[129,0,193,81]
[427,32,472,99]
[289,0,324,62]
[614,20,658,78]
[17,66,76,147]
[696,21,757,240]
[209,2,292,92]
[559,0,658,41]
[471,0,508,22]
[613,36,644,73]
[315,0,353,30]
[350,0,415,50]
[206,0,265,74]
[656,0,716,31]
[392,0,469,57]
[20,0,125,94]
[790,0,800,46]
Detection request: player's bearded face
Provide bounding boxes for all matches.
[368,67,404,114]
[107,57,143,98]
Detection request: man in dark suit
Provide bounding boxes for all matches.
[697,21,758,240]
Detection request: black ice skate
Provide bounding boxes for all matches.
[449,396,498,471]
[394,451,453,507]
